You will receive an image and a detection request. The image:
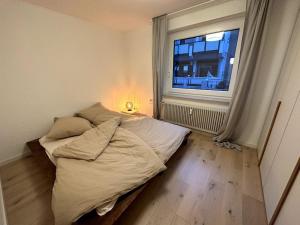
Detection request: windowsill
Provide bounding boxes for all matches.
[164,92,232,104]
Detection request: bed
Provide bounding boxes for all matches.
[27,115,190,225]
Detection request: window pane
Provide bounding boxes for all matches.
[206,41,219,51]
[172,29,240,91]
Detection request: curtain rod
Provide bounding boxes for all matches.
[167,0,219,16]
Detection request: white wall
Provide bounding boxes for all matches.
[168,0,246,32]
[0,0,126,163]
[123,24,153,116]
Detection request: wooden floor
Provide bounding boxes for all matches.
[0,132,267,225]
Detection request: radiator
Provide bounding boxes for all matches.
[161,102,227,134]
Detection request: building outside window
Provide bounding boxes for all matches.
[172,29,239,91]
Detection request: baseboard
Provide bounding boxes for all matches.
[242,143,257,150]
[235,140,258,150]
[189,128,214,137]
[0,150,31,167]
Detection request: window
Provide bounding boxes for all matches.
[173,29,239,91]
[166,18,243,101]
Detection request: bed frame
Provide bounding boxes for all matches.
[26,132,191,225]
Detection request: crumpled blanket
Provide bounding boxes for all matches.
[52,117,166,225]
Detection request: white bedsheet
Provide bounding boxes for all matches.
[39,136,77,165]
[121,117,190,163]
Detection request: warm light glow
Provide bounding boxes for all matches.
[103,86,140,112]
[102,82,152,116]
[206,32,224,41]
[125,101,134,111]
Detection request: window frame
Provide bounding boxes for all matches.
[165,17,244,102]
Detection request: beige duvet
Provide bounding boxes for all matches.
[52,118,166,225]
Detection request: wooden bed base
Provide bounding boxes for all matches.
[26,132,191,225]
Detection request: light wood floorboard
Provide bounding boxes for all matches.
[0,132,267,225]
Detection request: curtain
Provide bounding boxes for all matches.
[214,0,271,145]
[152,15,168,119]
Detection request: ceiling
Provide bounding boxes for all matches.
[21,0,211,31]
